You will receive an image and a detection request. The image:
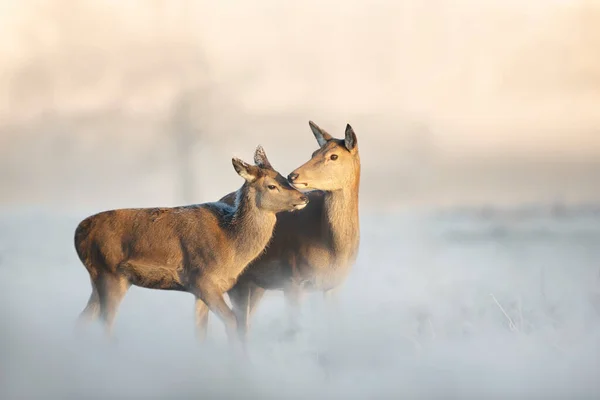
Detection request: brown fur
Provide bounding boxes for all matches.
[74,146,308,343]
[212,122,361,338]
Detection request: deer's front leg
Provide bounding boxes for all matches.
[194,284,238,345]
[229,280,265,342]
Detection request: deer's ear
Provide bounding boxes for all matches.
[232,158,258,182]
[309,120,333,147]
[344,123,357,151]
[253,145,273,169]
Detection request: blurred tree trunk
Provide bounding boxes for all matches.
[171,91,197,204]
[171,0,200,205]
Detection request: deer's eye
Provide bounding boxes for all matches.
[330,154,338,160]
[267,185,277,190]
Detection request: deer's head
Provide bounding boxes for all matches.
[287,121,360,192]
[233,146,309,213]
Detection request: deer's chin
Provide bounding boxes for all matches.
[291,203,308,211]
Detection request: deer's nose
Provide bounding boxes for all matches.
[288,172,299,182]
[300,195,308,204]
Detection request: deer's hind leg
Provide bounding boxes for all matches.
[323,286,341,312]
[195,299,209,342]
[76,277,101,331]
[322,286,343,328]
[97,273,130,338]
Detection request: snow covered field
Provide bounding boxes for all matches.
[1,206,599,399]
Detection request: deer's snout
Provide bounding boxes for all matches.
[291,194,309,211]
[288,172,299,182]
[288,171,309,190]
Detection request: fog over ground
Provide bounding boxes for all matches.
[1,0,599,398]
[2,208,600,398]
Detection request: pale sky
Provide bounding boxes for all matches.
[0,0,599,208]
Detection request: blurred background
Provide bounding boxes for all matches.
[1,0,599,212]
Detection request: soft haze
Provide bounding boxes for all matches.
[1,1,599,399]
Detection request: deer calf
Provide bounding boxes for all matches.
[74,146,308,343]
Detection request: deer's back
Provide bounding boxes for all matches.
[75,204,234,277]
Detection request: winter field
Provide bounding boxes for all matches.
[1,205,599,399]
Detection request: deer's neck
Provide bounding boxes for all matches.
[322,178,360,261]
[229,186,277,262]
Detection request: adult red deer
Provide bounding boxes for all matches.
[73,146,308,343]
[205,121,360,339]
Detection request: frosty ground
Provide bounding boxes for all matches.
[1,206,599,399]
